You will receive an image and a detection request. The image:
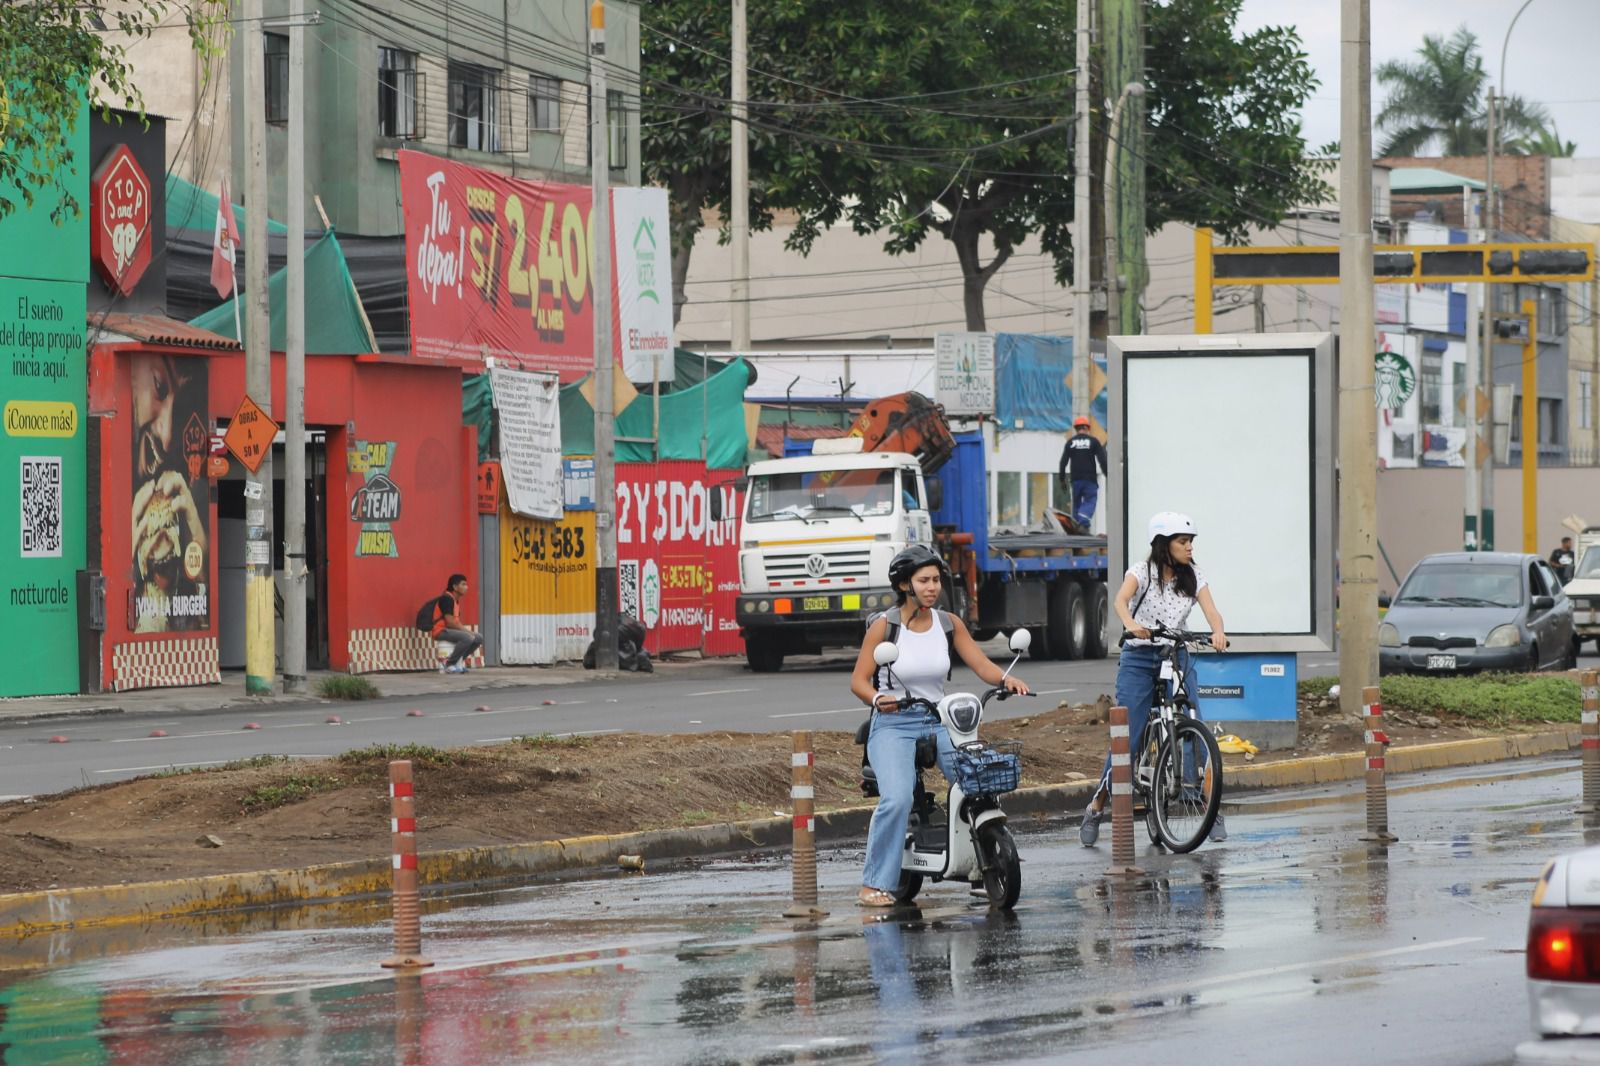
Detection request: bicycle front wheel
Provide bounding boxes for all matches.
[1150,719,1222,853]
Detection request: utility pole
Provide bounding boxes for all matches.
[1070,0,1091,420]
[729,0,750,353]
[590,0,618,672]
[1102,0,1145,333]
[1102,82,1143,339]
[243,0,276,695]
[283,9,307,693]
[1336,0,1377,721]
[1481,88,1498,550]
[1521,296,1539,552]
[1464,229,1482,550]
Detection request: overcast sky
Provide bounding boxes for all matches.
[1235,0,1600,156]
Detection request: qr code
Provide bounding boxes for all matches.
[619,559,640,620]
[20,456,63,559]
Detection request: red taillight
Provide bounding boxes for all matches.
[1529,907,1600,982]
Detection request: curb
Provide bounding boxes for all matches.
[0,727,1582,939]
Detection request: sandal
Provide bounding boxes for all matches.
[857,888,897,908]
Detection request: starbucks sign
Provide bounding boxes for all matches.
[1374,348,1416,412]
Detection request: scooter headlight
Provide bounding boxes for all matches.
[943,694,982,734]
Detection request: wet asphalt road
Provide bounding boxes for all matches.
[1,755,1592,1064]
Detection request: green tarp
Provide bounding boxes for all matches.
[558,358,753,469]
[462,373,494,462]
[164,174,287,237]
[189,231,374,354]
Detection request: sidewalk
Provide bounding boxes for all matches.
[0,657,731,723]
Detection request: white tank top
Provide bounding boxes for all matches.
[876,611,951,704]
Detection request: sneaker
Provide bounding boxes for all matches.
[438,663,449,674]
[1079,804,1103,847]
[445,664,467,675]
[1209,813,1227,843]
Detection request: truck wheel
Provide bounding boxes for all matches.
[1084,584,1110,659]
[1045,582,1071,659]
[1048,581,1086,660]
[745,633,785,673]
[1028,626,1051,660]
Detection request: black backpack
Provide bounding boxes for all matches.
[415,595,442,632]
[872,607,956,690]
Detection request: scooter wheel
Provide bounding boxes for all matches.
[894,870,923,905]
[978,824,1021,910]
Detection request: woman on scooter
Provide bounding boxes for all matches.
[1079,511,1229,847]
[849,544,1031,907]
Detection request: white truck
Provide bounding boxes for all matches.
[1565,527,1600,653]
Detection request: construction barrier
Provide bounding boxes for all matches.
[1363,686,1396,843]
[783,731,827,918]
[381,760,434,969]
[1107,705,1140,876]
[1583,670,1600,813]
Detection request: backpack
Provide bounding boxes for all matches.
[872,607,956,691]
[415,595,442,633]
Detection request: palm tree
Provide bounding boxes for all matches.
[1506,124,1578,158]
[1375,26,1550,157]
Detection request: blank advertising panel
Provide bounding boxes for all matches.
[1109,334,1334,652]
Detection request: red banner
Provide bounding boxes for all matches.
[614,461,744,656]
[399,151,598,380]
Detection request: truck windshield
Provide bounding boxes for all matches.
[1578,546,1600,579]
[747,469,897,521]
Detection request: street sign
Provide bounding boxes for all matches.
[209,432,227,456]
[208,454,229,479]
[477,461,502,514]
[223,395,278,474]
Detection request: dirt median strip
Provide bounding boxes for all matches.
[0,727,1582,939]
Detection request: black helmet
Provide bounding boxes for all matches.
[888,544,949,590]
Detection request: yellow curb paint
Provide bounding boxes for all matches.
[0,730,1580,939]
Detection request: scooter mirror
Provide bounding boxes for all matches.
[874,642,900,666]
[1008,629,1032,653]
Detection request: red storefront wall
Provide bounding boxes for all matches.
[92,344,474,689]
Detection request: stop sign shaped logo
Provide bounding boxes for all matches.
[90,144,152,296]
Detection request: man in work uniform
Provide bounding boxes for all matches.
[1058,416,1108,531]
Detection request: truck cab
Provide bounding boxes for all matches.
[1566,528,1600,653]
[735,442,931,672]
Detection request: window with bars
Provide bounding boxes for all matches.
[378,47,418,139]
[448,62,501,152]
[264,32,288,125]
[530,74,561,133]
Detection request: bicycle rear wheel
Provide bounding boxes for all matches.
[1150,718,1222,853]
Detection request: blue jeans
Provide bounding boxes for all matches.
[863,709,960,892]
[1098,643,1198,796]
[1071,479,1099,526]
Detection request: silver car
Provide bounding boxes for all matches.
[1379,552,1576,675]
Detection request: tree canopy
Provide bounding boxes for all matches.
[0,0,226,223]
[641,0,1329,332]
[1375,26,1554,157]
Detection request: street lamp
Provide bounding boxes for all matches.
[1104,81,1145,337]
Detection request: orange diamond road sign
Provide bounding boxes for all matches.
[223,394,279,474]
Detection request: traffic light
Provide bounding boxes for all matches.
[1494,317,1529,340]
[1518,249,1591,275]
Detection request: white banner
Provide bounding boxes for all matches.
[934,332,995,415]
[490,366,563,520]
[613,187,674,385]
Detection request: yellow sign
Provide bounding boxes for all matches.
[501,509,596,614]
[347,440,392,474]
[3,400,77,437]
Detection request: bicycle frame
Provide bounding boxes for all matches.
[1131,630,1209,799]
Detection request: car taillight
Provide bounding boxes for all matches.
[1529,907,1600,982]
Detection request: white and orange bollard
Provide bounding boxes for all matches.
[1362,686,1397,843]
[1107,705,1142,877]
[783,731,828,919]
[1582,671,1600,813]
[381,760,434,969]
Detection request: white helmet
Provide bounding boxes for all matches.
[1148,511,1197,542]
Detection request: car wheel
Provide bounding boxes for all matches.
[1526,643,1540,673]
[1567,637,1581,670]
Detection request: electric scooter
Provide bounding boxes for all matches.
[856,629,1033,909]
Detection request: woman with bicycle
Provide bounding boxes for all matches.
[1080,511,1229,847]
[849,544,1031,907]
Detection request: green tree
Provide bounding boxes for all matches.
[0,0,227,223]
[1507,124,1578,158]
[1375,25,1549,157]
[642,0,1327,332]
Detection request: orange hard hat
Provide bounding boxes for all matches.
[1073,416,1091,428]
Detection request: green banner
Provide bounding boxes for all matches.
[0,87,88,284]
[0,277,86,695]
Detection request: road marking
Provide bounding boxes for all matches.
[347,715,397,723]
[95,759,232,774]
[688,687,758,697]
[476,728,622,743]
[111,729,247,743]
[769,707,865,719]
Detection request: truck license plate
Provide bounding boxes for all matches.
[802,596,830,611]
[1426,654,1456,671]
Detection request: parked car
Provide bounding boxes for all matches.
[1527,846,1600,1040]
[1564,530,1600,655]
[1378,552,1575,675]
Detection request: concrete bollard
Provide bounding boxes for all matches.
[1362,686,1397,843]
[783,731,828,919]
[1582,671,1600,813]
[380,760,434,969]
[1106,705,1141,876]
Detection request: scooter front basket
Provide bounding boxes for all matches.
[953,741,1022,796]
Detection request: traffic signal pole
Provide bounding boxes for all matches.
[1522,297,1538,552]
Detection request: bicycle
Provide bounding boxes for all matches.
[1127,624,1224,853]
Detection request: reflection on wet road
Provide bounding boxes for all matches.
[0,756,1586,1064]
